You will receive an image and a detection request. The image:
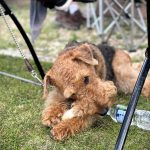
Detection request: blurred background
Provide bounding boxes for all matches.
[0,0,148,63]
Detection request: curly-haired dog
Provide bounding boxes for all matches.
[42,42,150,141]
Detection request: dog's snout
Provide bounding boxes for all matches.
[99,107,109,116]
[64,88,76,98]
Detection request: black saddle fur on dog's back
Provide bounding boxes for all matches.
[64,41,116,81]
[97,44,116,81]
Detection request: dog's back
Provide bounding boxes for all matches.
[97,44,116,81]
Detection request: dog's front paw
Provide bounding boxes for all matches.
[42,116,61,127]
[51,122,72,141]
[42,105,67,127]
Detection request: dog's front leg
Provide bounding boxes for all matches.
[51,115,96,141]
[42,89,68,127]
[62,100,98,120]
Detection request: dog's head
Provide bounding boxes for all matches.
[43,42,98,97]
[43,42,116,115]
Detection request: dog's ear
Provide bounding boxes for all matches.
[73,43,98,65]
[43,71,52,99]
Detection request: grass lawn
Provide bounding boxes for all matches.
[0,55,150,150]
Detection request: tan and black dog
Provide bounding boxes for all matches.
[42,41,150,140]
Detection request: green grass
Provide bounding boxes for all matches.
[0,55,150,150]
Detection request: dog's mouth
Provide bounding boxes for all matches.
[67,97,76,108]
[99,107,109,116]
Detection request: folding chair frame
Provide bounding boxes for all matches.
[86,0,147,51]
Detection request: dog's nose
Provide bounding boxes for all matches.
[99,107,109,116]
[64,88,75,98]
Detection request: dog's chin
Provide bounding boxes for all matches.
[99,107,109,116]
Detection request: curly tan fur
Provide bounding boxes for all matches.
[42,42,150,141]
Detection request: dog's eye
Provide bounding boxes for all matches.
[83,76,89,85]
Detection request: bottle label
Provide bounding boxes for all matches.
[116,109,126,123]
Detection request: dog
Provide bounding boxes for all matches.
[42,41,150,141]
